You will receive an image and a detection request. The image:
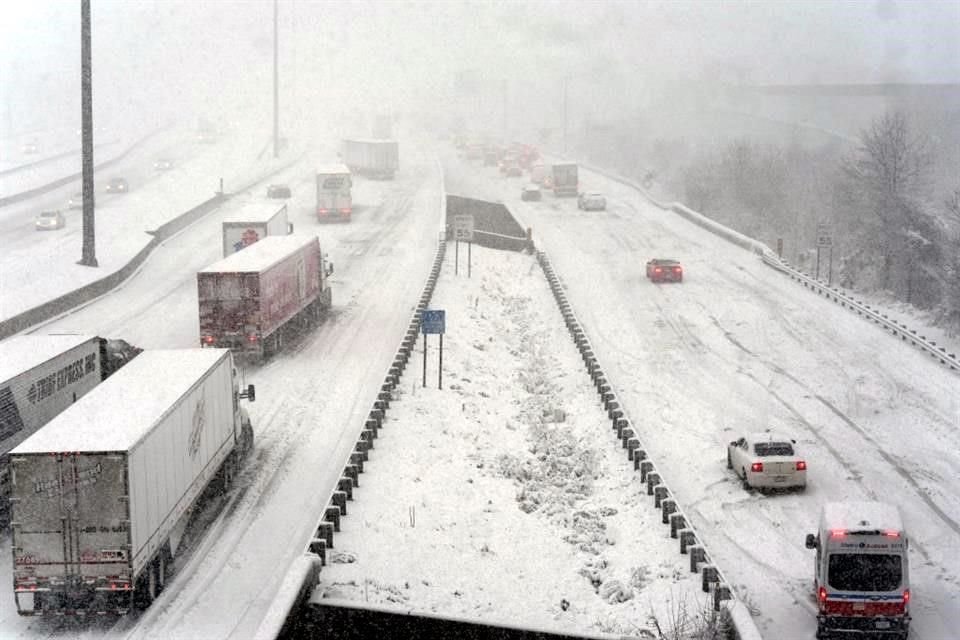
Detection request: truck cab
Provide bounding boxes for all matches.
[805,502,911,639]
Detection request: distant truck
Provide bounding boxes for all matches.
[198,235,333,362]
[530,163,549,186]
[10,348,254,616]
[0,334,141,526]
[341,138,399,179]
[551,162,578,197]
[221,201,292,257]
[805,501,911,639]
[316,164,353,223]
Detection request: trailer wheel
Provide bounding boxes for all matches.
[158,542,173,590]
[134,564,158,609]
[241,420,254,456]
[148,564,158,602]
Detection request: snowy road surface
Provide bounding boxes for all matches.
[443,152,960,640]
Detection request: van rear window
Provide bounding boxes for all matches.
[828,553,902,591]
[754,442,794,456]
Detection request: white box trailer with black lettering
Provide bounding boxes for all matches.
[10,349,254,615]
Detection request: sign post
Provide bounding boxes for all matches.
[420,309,446,389]
[816,223,832,282]
[453,214,474,278]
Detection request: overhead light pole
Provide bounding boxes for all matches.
[273,0,279,158]
[79,0,97,267]
[562,75,568,156]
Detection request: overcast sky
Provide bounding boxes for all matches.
[2,1,958,139]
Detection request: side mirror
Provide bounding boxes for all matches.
[805,534,818,550]
[729,441,737,447]
[326,262,334,276]
[240,384,256,402]
[288,223,294,234]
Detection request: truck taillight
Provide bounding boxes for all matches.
[903,589,910,604]
[751,462,763,472]
[339,208,351,214]
[818,586,827,611]
[796,460,807,471]
[247,334,258,343]
[202,335,214,345]
[319,208,328,214]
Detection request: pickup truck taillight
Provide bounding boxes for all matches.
[751,462,764,472]
[796,460,807,471]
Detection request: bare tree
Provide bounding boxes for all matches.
[842,111,935,294]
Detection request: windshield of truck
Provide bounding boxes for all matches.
[754,442,794,456]
[828,553,902,591]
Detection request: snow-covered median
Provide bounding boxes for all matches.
[313,245,718,637]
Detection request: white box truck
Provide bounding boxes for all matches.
[1,334,141,526]
[10,348,255,615]
[221,201,292,257]
[341,138,399,179]
[805,501,911,639]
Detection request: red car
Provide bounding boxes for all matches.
[646,258,683,283]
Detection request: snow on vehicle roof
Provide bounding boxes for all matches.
[199,235,318,274]
[342,138,396,145]
[221,202,286,224]
[11,349,230,454]
[821,501,904,533]
[0,334,98,383]
[316,163,350,175]
[748,432,794,444]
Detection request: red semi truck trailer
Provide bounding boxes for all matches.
[197,235,333,362]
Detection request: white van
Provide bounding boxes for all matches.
[805,502,910,639]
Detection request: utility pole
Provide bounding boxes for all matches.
[79,0,97,267]
[273,0,279,158]
[562,75,568,156]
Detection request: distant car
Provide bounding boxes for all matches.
[35,210,65,231]
[154,158,174,170]
[267,183,292,199]
[68,192,84,209]
[521,184,542,201]
[727,433,807,492]
[646,258,683,283]
[105,177,129,194]
[21,140,40,155]
[577,192,607,211]
[505,164,523,177]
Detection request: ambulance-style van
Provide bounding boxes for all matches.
[805,501,910,638]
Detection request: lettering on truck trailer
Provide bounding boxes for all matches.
[32,461,103,498]
[27,353,97,404]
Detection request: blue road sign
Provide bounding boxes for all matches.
[421,309,446,334]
